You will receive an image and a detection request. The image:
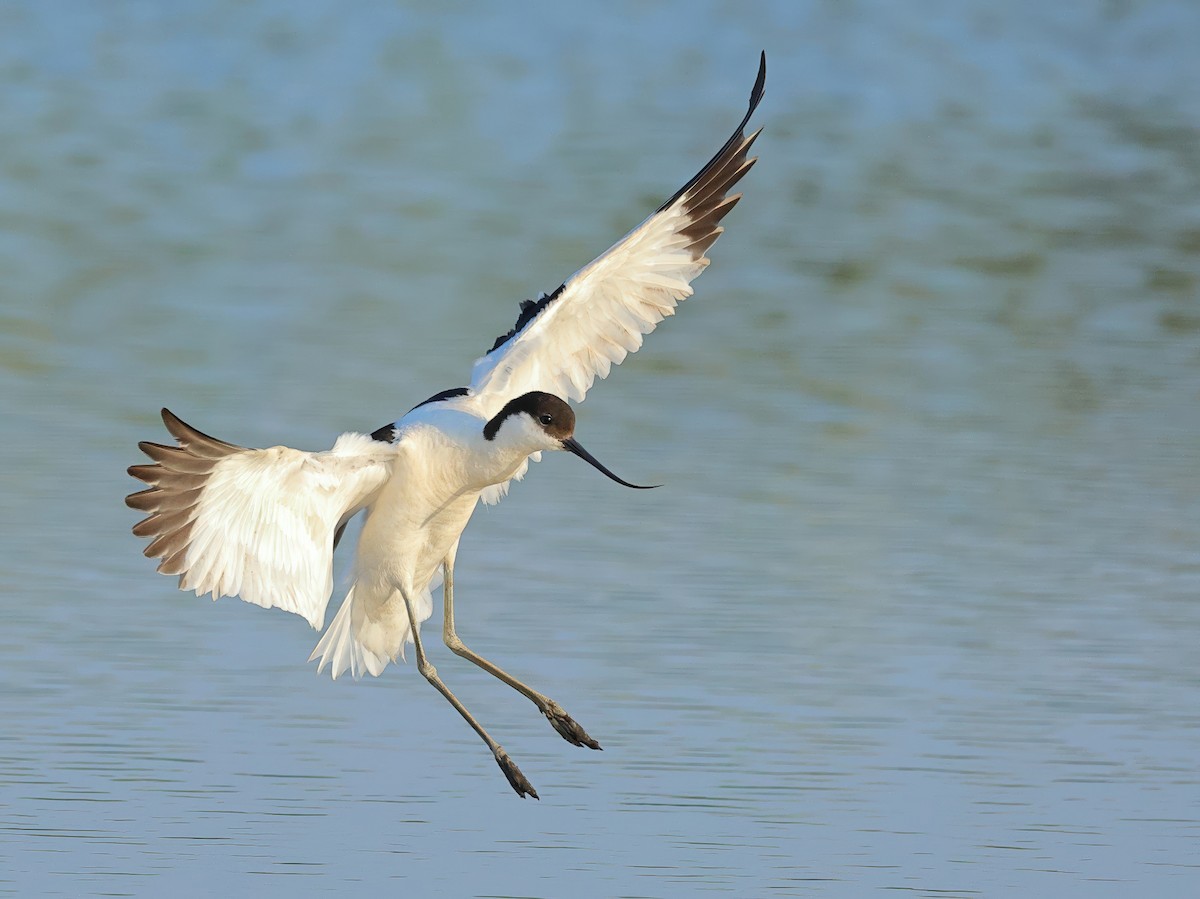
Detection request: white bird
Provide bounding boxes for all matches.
[127,53,765,798]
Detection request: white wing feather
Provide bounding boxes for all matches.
[128,410,394,630]
[469,208,702,412]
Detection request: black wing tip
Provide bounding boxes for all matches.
[730,50,768,148]
[752,51,766,113]
[654,54,767,216]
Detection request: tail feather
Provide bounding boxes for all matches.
[309,583,434,679]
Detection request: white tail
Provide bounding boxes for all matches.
[309,582,434,679]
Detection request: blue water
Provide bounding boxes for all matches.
[2,1,1199,896]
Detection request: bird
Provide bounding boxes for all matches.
[127,53,766,799]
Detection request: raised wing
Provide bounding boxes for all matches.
[126,409,395,629]
[469,52,765,415]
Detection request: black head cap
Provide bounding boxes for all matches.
[483,392,574,442]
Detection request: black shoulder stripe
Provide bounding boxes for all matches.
[488,283,566,355]
[372,387,471,443]
[410,386,470,412]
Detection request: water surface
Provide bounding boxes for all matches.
[2,2,1199,896]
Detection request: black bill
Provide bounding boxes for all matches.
[561,438,659,490]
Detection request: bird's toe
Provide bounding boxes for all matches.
[542,701,602,750]
[495,748,539,799]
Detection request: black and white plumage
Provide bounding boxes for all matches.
[127,53,766,798]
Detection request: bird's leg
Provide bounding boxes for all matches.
[441,555,601,750]
[399,586,538,799]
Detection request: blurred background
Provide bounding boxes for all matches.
[1,1,1198,896]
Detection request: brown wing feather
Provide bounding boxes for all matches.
[125,408,245,575]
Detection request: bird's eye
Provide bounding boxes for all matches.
[539,414,553,425]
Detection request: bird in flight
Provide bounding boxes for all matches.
[127,53,765,798]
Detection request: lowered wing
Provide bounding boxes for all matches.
[126,409,395,629]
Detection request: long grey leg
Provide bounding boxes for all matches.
[398,585,538,799]
[441,549,601,750]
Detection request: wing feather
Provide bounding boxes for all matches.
[470,53,765,413]
[126,409,394,629]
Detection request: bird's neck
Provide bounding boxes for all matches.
[464,430,537,490]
